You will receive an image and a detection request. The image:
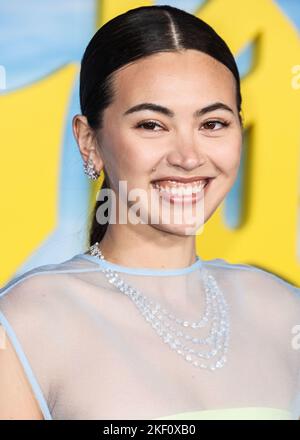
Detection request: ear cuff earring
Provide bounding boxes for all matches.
[83,155,100,180]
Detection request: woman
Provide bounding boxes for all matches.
[0,5,299,420]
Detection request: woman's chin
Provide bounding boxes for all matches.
[151,220,205,237]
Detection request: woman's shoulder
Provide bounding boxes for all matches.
[0,252,104,316]
[0,252,99,420]
[205,257,299,292]
[0,252,108,360]
[1,253,98,292]
[204,257,300,315]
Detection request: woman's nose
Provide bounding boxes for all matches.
[166,140,207,170]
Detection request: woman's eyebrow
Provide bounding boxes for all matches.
[123,101,234,118]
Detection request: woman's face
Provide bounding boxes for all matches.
[96,49,243,236]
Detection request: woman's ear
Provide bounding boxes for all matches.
[72,114,104,171]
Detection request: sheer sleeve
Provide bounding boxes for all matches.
[0,255,91,420]
[0,269,69,420]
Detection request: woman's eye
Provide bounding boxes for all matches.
[201,120,230,131]
[135,121,163,131]
[135,119,230,132]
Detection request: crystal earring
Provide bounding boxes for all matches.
[83,155,100,180]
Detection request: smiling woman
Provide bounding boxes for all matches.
[75,3,243,252]
[0,4,300,421]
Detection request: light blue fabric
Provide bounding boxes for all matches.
[0,252,299,420]
[79,253,203,276]
[0,310,53,420]
[0,255,99,421]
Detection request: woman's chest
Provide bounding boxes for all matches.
[51,291,295,420]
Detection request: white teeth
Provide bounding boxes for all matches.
[152,180,207,196]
